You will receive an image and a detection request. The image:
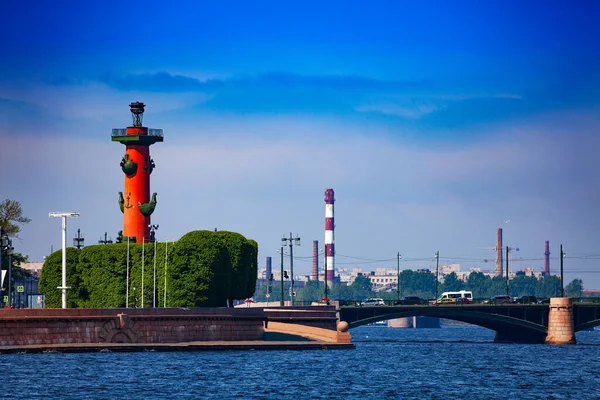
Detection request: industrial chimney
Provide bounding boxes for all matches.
[495,228,503,276]
[312,240,319,281]
[325,189,335,284]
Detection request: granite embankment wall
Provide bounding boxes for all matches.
[0,308,265,346]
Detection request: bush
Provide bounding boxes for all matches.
[38,248,82,308]
[38,229,257,308]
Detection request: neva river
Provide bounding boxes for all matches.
[1,326,599,399]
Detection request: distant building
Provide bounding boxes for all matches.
[20,262,44,277]
[581,290,600,297]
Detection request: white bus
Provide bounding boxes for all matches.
[435,290,473,304]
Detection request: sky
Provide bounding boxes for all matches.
[1,1,599,288]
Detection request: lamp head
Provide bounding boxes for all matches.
[49,212,80,218]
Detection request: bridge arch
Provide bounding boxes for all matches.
[343,308,549,343]
[575,319,600,332]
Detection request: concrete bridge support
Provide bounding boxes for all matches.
[545,297,576,345]
[388,317,441,329]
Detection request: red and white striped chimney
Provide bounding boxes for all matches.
[325,188,335,282]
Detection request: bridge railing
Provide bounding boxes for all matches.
[573,297,600,304]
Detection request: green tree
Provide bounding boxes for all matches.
[0,199,31,237]
[400,270,435,299]
[38,248,82,308]
[441,272,464,292]
[536,275,561,298]
[78,244,130,307]
[169,230,232,307]
[565,279,583,298]
[244,239,258,299]
[0,199,32,279]
[467,271,489,299]
[216,231,254,303]
[297,280,321,303]
[510,275,538,297]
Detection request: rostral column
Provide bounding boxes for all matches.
[112,102,163,243]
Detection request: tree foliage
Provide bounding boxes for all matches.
[252,272,584,304]
[0,199,31,237]
[39,230,257,308]
[169,230,232,307]
[215,231,257,302]
[0,199,32,279]
[38,248,82,308]
[565,279,583,297]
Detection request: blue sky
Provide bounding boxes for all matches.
[1,1,599,288]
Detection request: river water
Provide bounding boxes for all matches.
[1,325,599,399]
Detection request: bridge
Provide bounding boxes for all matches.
[338,298,600,343]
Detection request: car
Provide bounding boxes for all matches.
[362,298,385,306]
[434,297,457,305]
[515,295,538,304]
[489,295,512,305]
[397,296,423,305]
[538,298,551,304]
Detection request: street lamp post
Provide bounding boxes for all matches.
[324,251,328,302]
[504,246,519,296]
[141,238,145,308]
[560,244,565,297]
[73,229,85,249]
[281,233,300,305]
[434,251,440,301]
[279,246,284,307]
[126,237,130,308]
[0,228,7,307]
[149,224,159,307]
[505,246,509,296]
[2,236,14,307]
[49,212,80,309]
[0,228,3,306]
[98,232,113,244]
[164,240,168,307]
[397,252,402,301]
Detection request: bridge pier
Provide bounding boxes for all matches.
[545,297,576,345]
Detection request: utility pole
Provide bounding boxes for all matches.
[505,246,509,296]
[560,244,565,297]
[164,240,168,308]
[435,251,440,300]
[73,229,85,249]
[282,233,300,305]
[141,238,145,308]
[0,227,4,307]
[324,252,328,302]
[280,246,284,307]
[126,236,130,308]
[7,241,13,307]
[397,252,402,301]
[149,224,159,308]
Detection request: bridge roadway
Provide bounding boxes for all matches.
[339,302,600,343]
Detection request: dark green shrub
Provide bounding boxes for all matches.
[38,248,82,308]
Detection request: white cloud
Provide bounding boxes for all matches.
[1,111,599,287]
